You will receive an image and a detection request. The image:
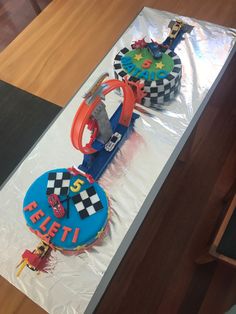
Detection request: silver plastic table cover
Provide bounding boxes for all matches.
[0,7,235,314]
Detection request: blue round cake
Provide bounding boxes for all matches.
[23,168,109,252]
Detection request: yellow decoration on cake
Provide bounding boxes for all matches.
[155,62,164,69]
[134,53,143,61]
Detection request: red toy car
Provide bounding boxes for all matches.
[16,241,51,276]
[48,194,65,218]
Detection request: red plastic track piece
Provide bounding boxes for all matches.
[67,166,95,184]
[71,79,136,155]
[85,118,99,150]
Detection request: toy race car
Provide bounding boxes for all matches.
[147,41,163,59]
[48,194,65,218]
[168,19,184,39]
[105,132,122,152]
[16,240,51,276]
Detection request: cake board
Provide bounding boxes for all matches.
[0,7,235,314]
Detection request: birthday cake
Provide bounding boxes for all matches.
[114,46,182,108]
[23,168,109,254]
[114,19,194,108]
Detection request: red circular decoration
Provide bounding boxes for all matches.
[70,79,135,154]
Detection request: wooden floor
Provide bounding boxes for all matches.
[0,1,235,313]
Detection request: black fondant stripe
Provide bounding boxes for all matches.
[151,97,159,104]
[155,79,164,86]
[129,76,140,82]
[121,47,129,54]
[114,63,122,70]
[167,73,175,81]
[172,66,181,73]
[167,51,175,58]
[118,70,127,78]
[173,86,180,95]
[174,59,181,65]
[164,94,171,101]
[170,85,177,93]
[144,81,152,87]
[150,87,158,93]
[157,91,165,97]
[115,54,122,61]
[164,83,171,90]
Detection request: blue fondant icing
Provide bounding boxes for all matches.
[23,168,109,250]
[124,63,135,73]
[132,67,141,76]
[138,70,149,80]
[121,56,132,65]
[150,72,155,81]
[157,69,168,79]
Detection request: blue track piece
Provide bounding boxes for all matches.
[163,28,190,51]
[78,104,139,180]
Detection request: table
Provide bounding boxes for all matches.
[0,1,236,312]
[210,195,236,265]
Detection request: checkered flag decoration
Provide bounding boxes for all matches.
[72,186,103,219]
[46,172,71,195]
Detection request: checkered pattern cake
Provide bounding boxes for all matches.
[72,186,103,219]
[114,47,182,108]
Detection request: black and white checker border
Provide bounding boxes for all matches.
[114,47,182,106]
[72,186,103,220]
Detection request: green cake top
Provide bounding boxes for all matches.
[126,48,174,71]
[120,48,174,81]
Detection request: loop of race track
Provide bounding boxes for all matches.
[71,79,135,154]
